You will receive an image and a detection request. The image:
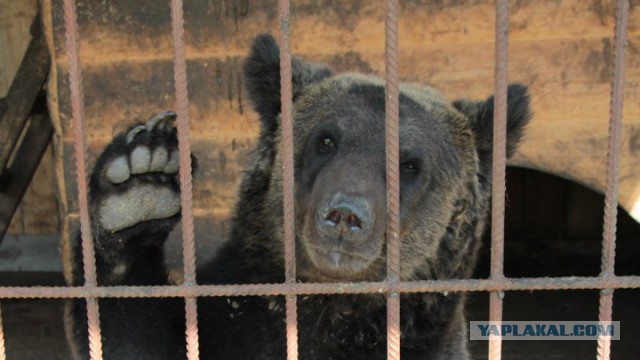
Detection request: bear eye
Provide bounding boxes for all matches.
[401,161,420,174]
[317,135,336,153]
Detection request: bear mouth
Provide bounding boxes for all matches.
[304,242,381,280]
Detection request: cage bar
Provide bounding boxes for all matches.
[489,0,510,359]
[384,0,402,359]
[0,1,635,360]
[61,0,104,358]
[0,304,5,360]
[169,0,200,358]
[277,0,300,359]
[597,0,629,359]
[1,276,640,300]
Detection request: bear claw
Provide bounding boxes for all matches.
[125,125,146,144]
[145,110,177,132]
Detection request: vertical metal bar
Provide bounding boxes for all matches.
[170,0,200,358]
[597,1,628,359]
[0,304,5,360]
[489,1,509,360]
[385,0,401,359]
[596,291,614,360]
[62,0,103,358]
[277,1,299,359]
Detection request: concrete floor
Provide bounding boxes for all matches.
[3,298,71,360]
[466,289,640,359]
[1,273,71,360]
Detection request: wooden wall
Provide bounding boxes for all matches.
[37,0,640,278]
[1,0,59,235]
[0,0,38,96]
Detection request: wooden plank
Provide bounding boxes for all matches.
[0,12,50,173]
[17,145,58,234]
[46,1,640,64]
[0,98,6,120]
[0,103,54,239]
[1,1,57,236]
[0,0,38,96]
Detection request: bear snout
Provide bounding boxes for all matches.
[315,193,375,244]
[301,192,387,277]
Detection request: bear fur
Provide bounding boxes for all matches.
[67,34,531,359]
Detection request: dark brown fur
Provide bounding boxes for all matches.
[68,34,531,359]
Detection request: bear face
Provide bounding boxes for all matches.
[292,76,474,282]
[244,34,530,284]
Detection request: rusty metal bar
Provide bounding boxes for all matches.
[277,0,299,359]
[600,0,628,281]
[489,0,509,354]
[1,276,639,299]
[62,0,103,358]
[597,0,629,359]
[285,296,299,360]
[384,0,401,358]
[489,2,510,359]
[170,0,200,358]
[597,291,614,359]
[0,304,5,360]
[491,0,509,284]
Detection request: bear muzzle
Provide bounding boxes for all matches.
[300,192,386,277]
[315,193,375,245]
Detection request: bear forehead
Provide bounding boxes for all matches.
[293,73,466,151]
[303,72,453,110]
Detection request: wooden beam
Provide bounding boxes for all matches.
[0,96,53,240]
[0,12,50,173]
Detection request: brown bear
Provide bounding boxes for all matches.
[68,34,531,359]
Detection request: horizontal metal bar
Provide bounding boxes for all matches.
[1,276,639,299]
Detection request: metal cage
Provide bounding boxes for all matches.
[0,1,637,359]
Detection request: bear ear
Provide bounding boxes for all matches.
[243,33,332,131]
[453,83,531,160]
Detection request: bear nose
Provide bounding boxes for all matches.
[316,194,374,244]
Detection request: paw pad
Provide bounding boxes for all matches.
[97,111,183,232]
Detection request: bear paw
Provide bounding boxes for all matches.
[93,111,183,233]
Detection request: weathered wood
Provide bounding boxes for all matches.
[0,0,38,96]
[0,102,54,240]
[0,12,50,174]
[0,98,6,120]
[0,0,57,236]
[12,145,58,235]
